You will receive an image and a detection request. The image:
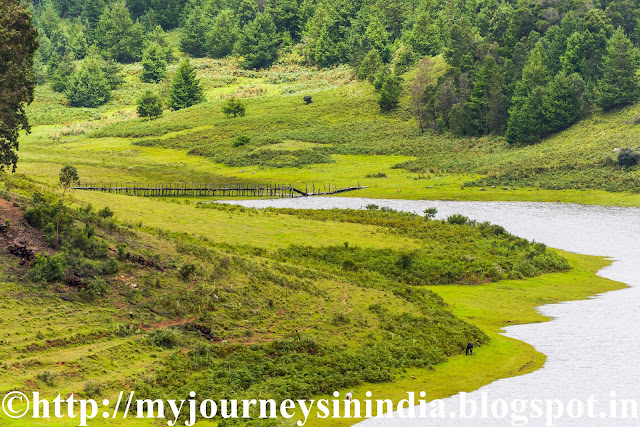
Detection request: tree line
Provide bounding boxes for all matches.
[31,0,640,143]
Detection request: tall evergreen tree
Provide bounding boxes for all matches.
[96,1,144,63]
[206,9,236,58]
[598,28,640,110]
[374,69,402,112]
[506,42,549,144]
[542,72,585,133]
[65,55,111,107]
[141,42,167,82]
[234,12,279,69]
[237,0,257,27]
[467,57,506,135]
[180,3,210,57]
[407,12,441,57]
[168,59,205,110]
[51,52,76,93]
[81,0,105,36]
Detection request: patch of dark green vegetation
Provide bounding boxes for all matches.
[264,206,569,284]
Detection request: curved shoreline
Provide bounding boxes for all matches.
[300,251,625,426]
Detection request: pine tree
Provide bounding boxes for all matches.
[150,0,183,29]
[506,86,545,144]
[357,49,382,82]
[96,1,144,63]
[137,90,163,119]
[168,59,205,110]
[141,42,167,83]
[81,0,105,36]
[51,52,76,93]
[65,56,111,107]
[407,12,441,57]
[467,57,506,135]
[375,70,402,112]
[598,28,640,110]
[234,13,279,69]
[237,0,257,27]
[542,72,585,132]
[506,42,549,144]
[365,14,390,62]
[206,9,236,58]
[180,4,210,57]
[445,16,476,71]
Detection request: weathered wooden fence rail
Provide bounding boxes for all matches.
[71,182,368,198]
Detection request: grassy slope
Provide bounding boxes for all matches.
[17,57,640,206]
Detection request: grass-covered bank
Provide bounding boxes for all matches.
[302,252,625,426]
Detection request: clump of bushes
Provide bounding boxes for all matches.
[146,328,181,349]
[36,370,58,387]
[23,193,121,287]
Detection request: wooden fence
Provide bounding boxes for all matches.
[71,182,367,198]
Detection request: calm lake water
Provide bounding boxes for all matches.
[221,198,640,426]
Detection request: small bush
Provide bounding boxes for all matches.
[30,253,67,283]
[178,263,197,280]
[365,172,387,178]
[36,371,58,387]
[232,135,250,147]
[83,381,102,398]
[446,214,470,225]
[365,204,379,211]
[342,258,357,271]
[617,148,640,168]
[97,206,114,218]
[222,98,246,118]
[423,208,437,219]
[146,328,181,349]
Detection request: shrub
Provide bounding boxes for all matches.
[83,381,102,398]
[365,204,379,210]
[446,214,470,225]
[36,371,58,387]
[222,98,246,118]
[146,329,181,348]
[232,135,250,147]
[98,206,114,218]
[30,253,67,283]
[178,263,197,280]
[342,258,357,271]
[617,148,640,168]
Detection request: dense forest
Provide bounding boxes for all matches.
[31,0,640,144]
